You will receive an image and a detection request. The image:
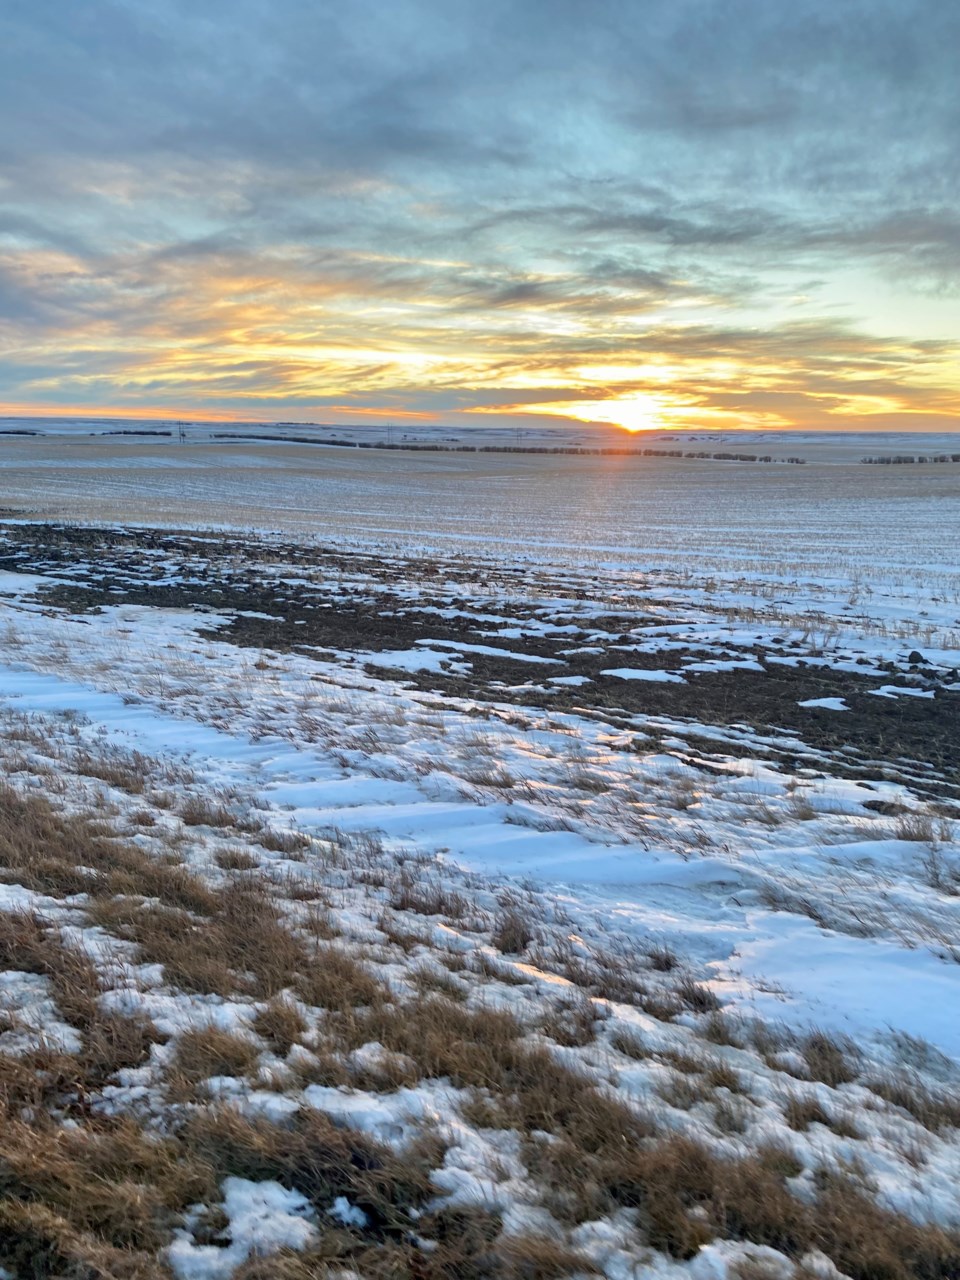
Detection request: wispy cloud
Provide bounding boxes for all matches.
[1,0,958,428]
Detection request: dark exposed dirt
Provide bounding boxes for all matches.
[1,522,956,800]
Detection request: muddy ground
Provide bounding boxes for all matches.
[1,522,956,801]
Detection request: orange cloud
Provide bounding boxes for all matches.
[3,240,960,432]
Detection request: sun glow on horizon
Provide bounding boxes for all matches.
[4,233,959,432]
[532,392,668,433]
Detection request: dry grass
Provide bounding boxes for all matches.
[74,747,151,794]
[527,1130,960,1277]
[647,943,679,972]
[90,869,378,1010]
[377,909,428,952]
[782,1093,859,1137]
[1,739,958,1279]
[412,963,469,1002]
[544,937,699,1018]
[185,1105,438,1241]
[639,990,684,1022]
[610,1028,652,1060]
[0,779,220,912]
[129,806,158,827]
[566,765,611,795]
[349,993,661,1189]
[177,793,237,828]
[866,1073,960,1133]
[704,1059,746,1094]
[0,1115,212,1276]
[256,826,311,855]
[549,940,652,1006]
[701,1011,747,1047]
[14,1010,948,1280]
[0,1102,483,1280]
[251,997,307,1056]
[495,1235,600,1276]
[786,792,817,821]
[89,898,239,996]
[332,991,960,1276]
[675,974,722,1014]
[894,811,944,843]
[77,741,192,789]
[461,763,517,790]
[169,1026,262,1098]
[0,1012,163,1125]
[797,1029,858,1086]
[215,846,260,871]
[539,993,601,1048]
[918,844,960,894]
[295,942,384,1012]
[0,910,163,1111]
[491,902,535,955]
[469,950,533,986]
[714,1096,751,1134]
[389,870,471,920]
[658,1074,709,1111]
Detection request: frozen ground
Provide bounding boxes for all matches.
[0,482,958,1276]
[1,432,960,589]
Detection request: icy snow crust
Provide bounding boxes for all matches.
[0,504,959,1276]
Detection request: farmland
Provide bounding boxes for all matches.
[0,436,958,1278]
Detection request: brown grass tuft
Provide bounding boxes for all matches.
[177,794,236,828]
[169,1026,261,1098]
[798,1030,857,1086]
[251,997,307,1056]
[495,1234,600,1277]
[675,974,721,1013]
[491,904,535,955]
[389,870,470,920]
[866,1074,960,1133]
[215,846,260,871]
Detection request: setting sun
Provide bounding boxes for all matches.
[534,392,667,433]
[591,393,665,434]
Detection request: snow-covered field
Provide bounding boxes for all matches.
[2,431,960,588]
[0,449,958,1277]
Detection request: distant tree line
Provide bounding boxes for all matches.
[861,454,960,464]
[0,427,174,438]
[211,433,807,462]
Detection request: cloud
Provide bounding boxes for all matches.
[0,0,958,427]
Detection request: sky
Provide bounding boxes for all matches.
[1,0,958,433]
